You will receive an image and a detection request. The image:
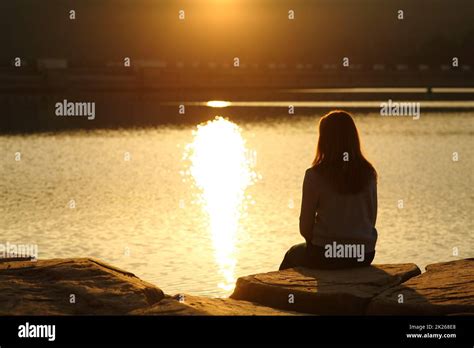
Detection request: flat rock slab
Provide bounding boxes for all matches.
[132,294,307,315]
[0,258,164,315]
[230,264,421,315]
[130,297,207,315]
[367,258,474,315]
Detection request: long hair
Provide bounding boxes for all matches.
[312,110,377,194]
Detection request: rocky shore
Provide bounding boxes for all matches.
[0,257,472,315]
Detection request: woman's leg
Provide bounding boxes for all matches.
[316,249,376,269]
[360,250,375,266]
[305,245,376,269]
[279,243,308,270]
[279,244,376,270]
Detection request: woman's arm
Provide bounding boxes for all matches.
[299,168,319,244]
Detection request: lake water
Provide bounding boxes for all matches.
[1,111,473,297]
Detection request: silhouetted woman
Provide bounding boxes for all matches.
[279,110,378,270]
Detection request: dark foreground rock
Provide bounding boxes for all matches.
[0,258,164,315]
[3,257,471,315]
[132,294,307,316]
[0,258,304,315]
[367,258,474,315]
[230,264,421,315]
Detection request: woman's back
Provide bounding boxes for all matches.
[302,167,378,253]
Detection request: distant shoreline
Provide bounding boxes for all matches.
[1,86,474,133]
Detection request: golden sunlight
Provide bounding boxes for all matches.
[186,117,257,293]
[206,100,232,108]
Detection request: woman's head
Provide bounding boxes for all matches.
[313,110,377,194]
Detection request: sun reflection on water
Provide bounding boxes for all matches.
[185,116,258,293]
[206,100,232,108]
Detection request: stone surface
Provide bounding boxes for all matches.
[230,264,421,315]
[0,258,164,315]
[129,297,207,315]
[141,294,308,316]
[133,294,307,315]
[367,258,474,315]
[4,257,470,316]
[0,258,305,316]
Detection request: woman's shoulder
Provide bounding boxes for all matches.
[305,166,325,183]
[306,165,324,175]
[305,166,316,176]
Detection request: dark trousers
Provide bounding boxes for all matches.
[279,242,375,270]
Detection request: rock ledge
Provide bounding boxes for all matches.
[231,263,421,315]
